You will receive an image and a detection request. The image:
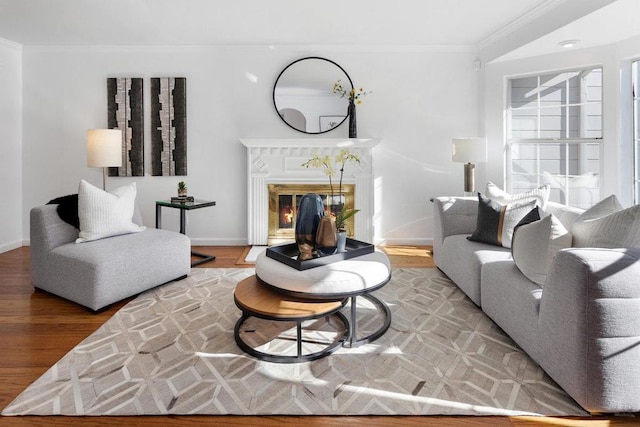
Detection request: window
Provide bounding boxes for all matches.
[507,68,603,209]
[632,60,640,204]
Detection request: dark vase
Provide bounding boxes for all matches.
[295,193,324,260]
[348,100,357,138]
[316,215,337,256]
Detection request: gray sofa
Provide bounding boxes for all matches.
[433,196,640,413]
[30,204,191,311]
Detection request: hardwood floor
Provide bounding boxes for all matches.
[0,245,637,426]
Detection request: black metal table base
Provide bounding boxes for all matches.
[155,200,217,267]
[343,293,392,348]
[190,250,215,267]
[234,294,392,362]
[234,312,349,363]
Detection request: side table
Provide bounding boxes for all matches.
[156,199,217,267]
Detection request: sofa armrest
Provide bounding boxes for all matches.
[432,196,478,264]
[538,247,640,412]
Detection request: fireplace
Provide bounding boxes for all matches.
[240,138,381,245]
[268,183,355,245]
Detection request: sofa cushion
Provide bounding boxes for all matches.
[76,180,146,243]
[571,195,640,248]
[512,212,572,286]
[48,228,190,311]
[468,193,537,248]
[486,181,550,209]
[480,260,543,361]
[439,234,512,306]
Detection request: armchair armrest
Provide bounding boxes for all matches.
[30,205,80,289]
[30,205,79,255]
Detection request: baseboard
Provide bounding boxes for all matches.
[0,240,23,254]
[375,237,433,246]
[17,237,433,249]
[190,237,434,247]
[189,237,248,246]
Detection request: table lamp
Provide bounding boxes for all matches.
[452,137,487,193]
[87,129,122,190]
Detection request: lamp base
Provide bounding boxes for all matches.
[102,167,108,191]
[464,163,475,193]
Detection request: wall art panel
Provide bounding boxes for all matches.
[107,77,144,177]
[151,77,187,176]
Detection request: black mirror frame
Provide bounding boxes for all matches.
[272,56,353,135]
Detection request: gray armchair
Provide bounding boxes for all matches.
[30,204,191,311]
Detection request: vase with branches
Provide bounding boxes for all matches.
[333,80,371,138]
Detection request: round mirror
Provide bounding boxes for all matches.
[273,57,353,134]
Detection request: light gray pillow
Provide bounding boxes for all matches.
[512,213,572,286]
[486,181,550,210]
[76,180,146,243]
[571,195,640,248]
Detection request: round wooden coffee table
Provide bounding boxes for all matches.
[233,275,348,363]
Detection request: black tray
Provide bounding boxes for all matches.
[266,238,374,270]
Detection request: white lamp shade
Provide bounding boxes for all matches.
[87,129,123,168]
[452,137,487,163]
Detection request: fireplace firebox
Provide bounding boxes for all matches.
[268,183,355,245]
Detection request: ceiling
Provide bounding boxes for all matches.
[0,0,638,61]
[499,0,640,61]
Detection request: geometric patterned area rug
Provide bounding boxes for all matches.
[2,268,588,417]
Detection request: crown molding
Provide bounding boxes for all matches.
[0,37,22,50]
[21,43,474,54]
[476,0,568,51]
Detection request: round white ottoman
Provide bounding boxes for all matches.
[255,250,391,298]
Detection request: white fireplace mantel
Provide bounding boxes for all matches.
[240,138,381,245]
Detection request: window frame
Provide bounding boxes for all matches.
[632,59,640,204]
[505,66,604,207]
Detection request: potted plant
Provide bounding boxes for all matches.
[335,206,359,252]
[177,181,188,197]
[335,206,360,230]
[302,149,361,252]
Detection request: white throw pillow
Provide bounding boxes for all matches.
[486,181,550,209]
[76,180,146,243]
[571,195,640,248]
[512,213,572,286]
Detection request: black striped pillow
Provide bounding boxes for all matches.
[467,193,538,248]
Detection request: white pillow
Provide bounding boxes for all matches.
[76,180,146,243]
[571,195,640,248]
[512,213,572,286]
[486,181,550,209]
